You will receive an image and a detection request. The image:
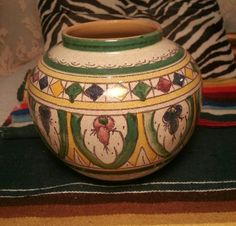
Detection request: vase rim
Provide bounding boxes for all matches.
[63,19,161,40]
[61,19,163,52]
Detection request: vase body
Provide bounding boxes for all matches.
[27,19,201,181]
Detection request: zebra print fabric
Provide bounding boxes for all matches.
[38,0,236,79]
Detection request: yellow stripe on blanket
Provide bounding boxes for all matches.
[0,212,236,226]
[203,78,236,88]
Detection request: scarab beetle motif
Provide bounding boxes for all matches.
[162,104,183,136]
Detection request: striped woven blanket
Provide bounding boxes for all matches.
[200,78,236,127]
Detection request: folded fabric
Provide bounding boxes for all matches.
[199,78,236,127]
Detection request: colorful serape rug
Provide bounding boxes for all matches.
[0,125,236,225]
[199,78,236,127]
[0,76,236,225]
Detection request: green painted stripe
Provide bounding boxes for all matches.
[43,47,185,76]
[62,31,162,52]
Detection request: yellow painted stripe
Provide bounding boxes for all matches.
[1,212,236,226]
[38,53,191,84]
[203,78,236,88]
[128,113,158,165]
[66,112,90,166]
[28,75,201,111]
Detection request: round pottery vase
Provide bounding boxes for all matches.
[26,19,202,181]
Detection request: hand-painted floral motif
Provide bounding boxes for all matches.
[152,100,191,152]
[81,115,126,164]
[34,104,61,154]
[70,113,138,168]
[38,105,51,136]
[91,116,116,149]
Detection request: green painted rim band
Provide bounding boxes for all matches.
[62,31,162,52]
[43,47,185,76]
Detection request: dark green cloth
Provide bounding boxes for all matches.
[0,125,38,139]
[0,126,236,197]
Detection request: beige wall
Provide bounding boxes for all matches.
[218,0,236,33]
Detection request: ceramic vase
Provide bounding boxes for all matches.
[26,19,202,181]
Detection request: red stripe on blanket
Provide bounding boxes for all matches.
[0,200,236,218]
[197,119,236,127]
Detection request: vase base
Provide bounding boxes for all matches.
[68,159,174,182]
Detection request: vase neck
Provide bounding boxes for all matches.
[62,20,163,52]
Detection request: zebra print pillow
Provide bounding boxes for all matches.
[38,0,236,79]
